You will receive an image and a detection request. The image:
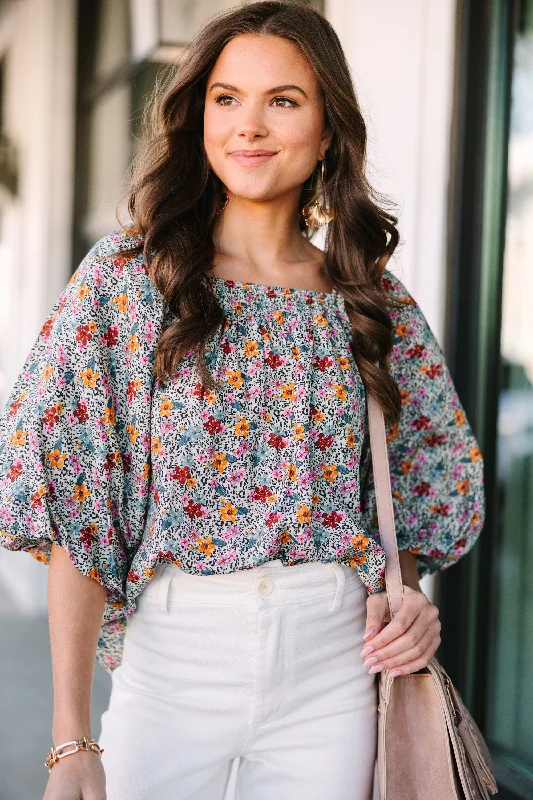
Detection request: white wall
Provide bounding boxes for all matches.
[325,0,457,603]
[326,0,457,346]
[0,0,77,614]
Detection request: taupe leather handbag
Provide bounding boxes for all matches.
[367,393,498,800]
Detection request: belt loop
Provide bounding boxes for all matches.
[157,564,174,614]
[330,562,345,612]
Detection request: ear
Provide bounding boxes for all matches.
[319,122,333,159]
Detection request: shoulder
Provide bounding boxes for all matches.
[64,225,164,326]
[32,225,165,376]
[380,268,445,372]
[380,268,431,336]
[381,268,418,309]
[80,224,147,289]
[93,223,145,257]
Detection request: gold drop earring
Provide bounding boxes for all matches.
[301,158,334,228]
[215,192,229,215]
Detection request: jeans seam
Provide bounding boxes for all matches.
[330,562,346,612]
[156,565,174,614]
[237,599,261,755]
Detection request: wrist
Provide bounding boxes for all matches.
[53,722,92,747]
[398,550,422,592]
[45,735,104,773]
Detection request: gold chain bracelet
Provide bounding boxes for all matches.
[45,736,104,773]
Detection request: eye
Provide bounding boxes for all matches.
[215,94,238,107]
[271,96,299,108]
[213,94,299,108]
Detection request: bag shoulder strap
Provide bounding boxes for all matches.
[367,393,404,618]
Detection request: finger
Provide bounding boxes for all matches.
[363,592,389,640]
[361,592,428,652]
[369,625,440,671]
[362,604,440,664]
[385,636,441,677]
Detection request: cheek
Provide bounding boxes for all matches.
[276,111,324,161]
[203,109,230,161]
[278,133,321,186]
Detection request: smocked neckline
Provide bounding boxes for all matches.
[205,274,339,300]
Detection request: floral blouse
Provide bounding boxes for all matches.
[0,225,485,673]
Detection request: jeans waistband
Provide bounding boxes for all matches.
[140,559,366,614]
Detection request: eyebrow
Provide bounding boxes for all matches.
[208,82,308,99]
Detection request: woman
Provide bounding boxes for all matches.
[0,2,484,799]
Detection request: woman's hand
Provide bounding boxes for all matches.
[360,570,441,678]
[43,750,106,799]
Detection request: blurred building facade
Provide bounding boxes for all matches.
[0,1,531,798]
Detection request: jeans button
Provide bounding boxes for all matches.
[257,576,273,596]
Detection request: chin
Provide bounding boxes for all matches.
[225,181,295,204]
[234,191,278,203]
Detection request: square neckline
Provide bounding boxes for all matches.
[207,274,338,298]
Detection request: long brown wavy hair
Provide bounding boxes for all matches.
[117,0,402,423]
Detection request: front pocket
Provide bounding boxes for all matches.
[120,596,258,702]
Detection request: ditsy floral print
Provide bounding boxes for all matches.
[0,226,485,673]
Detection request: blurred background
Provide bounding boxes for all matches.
[0,0,531,798]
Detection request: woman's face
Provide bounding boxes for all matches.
[203,33,331,205]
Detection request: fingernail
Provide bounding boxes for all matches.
[363,628,376,640]
[360,645,374,657]
[368,663,384,674]
[389,669,402,678]
[364,656,379,668]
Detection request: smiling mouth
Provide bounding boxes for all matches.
[228,151,278,166]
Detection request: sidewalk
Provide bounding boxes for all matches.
[0,583,240,800]
[0,585,111,800]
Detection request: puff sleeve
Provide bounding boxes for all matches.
[359,270,485,584]
[0,228,164,606]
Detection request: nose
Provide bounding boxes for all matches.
[235,102,268,140]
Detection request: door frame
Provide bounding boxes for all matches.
[439,1,532,797]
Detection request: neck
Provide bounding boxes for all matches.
[212,189,314,275]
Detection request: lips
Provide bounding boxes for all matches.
[228,150,278,167]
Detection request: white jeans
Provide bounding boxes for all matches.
[98,559,379,800]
